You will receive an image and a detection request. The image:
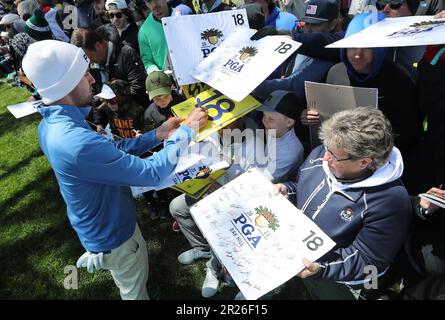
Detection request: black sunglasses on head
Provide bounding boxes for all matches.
[376,0,405,10]
[108,12,123,19]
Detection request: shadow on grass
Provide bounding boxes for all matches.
[0,149,42,182]
[0,166,309,299]
[0,107,40,141]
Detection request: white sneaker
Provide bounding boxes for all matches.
[202,267,219,298]
[178,248,211,265]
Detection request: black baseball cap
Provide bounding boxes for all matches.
[301,0,339,24]
[258,90,302,121]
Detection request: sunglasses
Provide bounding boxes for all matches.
[108,12,123,19]
[106,96,119,105]
[376,0,405,10]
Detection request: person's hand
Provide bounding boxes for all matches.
[301,109,320,126]
[76,251,104,273]
[156,117,184,140]
[420,187,445,214]
[434,10,445,19]
[96,124,106,135]
[274,183,288,197]
[182,107,208,132]
[297,258,320,279]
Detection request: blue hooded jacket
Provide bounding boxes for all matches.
[340,11,387,84]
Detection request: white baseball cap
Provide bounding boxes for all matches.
[105,0,128,10]
[22,40,90,105]
[95,84,116,100]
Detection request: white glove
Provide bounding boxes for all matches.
[76,251,104,273]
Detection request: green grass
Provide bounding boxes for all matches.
[0,81,306,300]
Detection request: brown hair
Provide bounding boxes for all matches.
[70,28,104,51]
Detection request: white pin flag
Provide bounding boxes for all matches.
[190,168,335,300]
[327,16,445,48]
[190,28,301,102]
[162,9,249,86]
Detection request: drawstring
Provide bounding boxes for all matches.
[431,46,445,66]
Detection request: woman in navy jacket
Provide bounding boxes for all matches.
[276,107,412,299]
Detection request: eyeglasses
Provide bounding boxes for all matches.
[376,0,405,11]
[108,12,123,19]
[324,146,353,162]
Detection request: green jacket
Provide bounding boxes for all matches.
[138,13,167,74]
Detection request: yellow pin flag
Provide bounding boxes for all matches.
[181,82,210,99]
[171,170,225,199]
[172,88,261,142]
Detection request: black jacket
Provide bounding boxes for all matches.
[90,40,148,107]
[327,60,423,158]
[409,57,445,192]
[97,23,140,55]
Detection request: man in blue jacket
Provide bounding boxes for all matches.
[21,40,207,300]
[275,107,412,299]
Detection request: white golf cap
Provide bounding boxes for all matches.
[95,84,116,100]
[105,0,127,10]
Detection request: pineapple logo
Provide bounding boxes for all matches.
[254,206,279,231]
[151,77,161,87]
[238,46,258,61]
[411,20,444,31]
[195,166,212,179]
[201,28,224,45]
[388,20,445,38]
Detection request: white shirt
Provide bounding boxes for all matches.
[208,127,304,184]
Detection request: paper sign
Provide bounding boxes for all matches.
[305,81,378,149]
[130,140,229,197]
[172,88,261,142]
[190,28,301,102]
[327,16,445,48]
[162,9,249,85]
[7,100,41,118]
[190,168,335,300]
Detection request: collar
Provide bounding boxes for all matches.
[335,168,374,184]
[38,104,92,128]
[116,22,129,35]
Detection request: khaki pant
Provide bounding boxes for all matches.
[102,224,149,300]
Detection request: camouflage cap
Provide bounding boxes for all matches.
[145,71,172,101]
